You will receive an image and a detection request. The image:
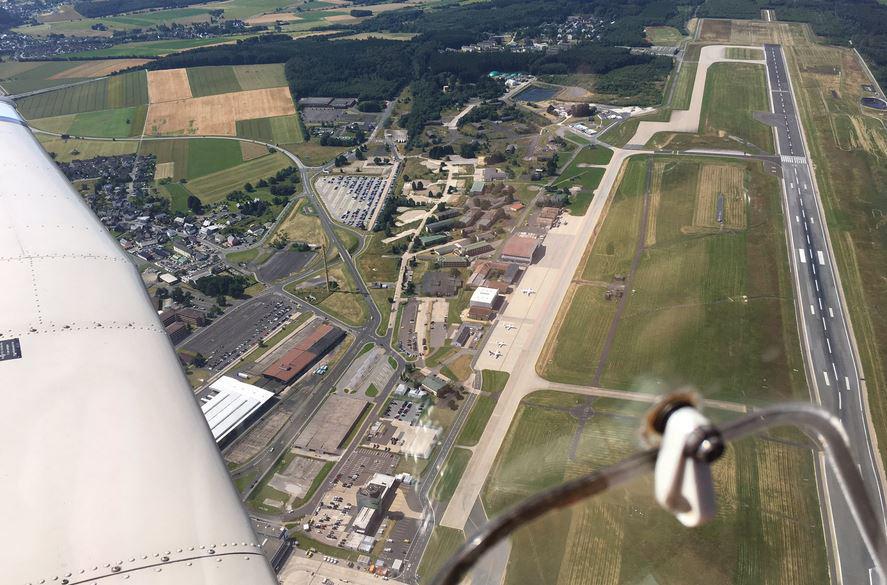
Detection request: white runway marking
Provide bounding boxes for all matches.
[810,304,815,315]
[799,248,807,263]
[817,251,825,265]
[829,307,835,318]
[833,362,838,378]
[827,338,832,354]
[823,371,831,386]
[839,392,843,410]
[846,377,851,390]
[822,317,828,330]
[818,298,823,310]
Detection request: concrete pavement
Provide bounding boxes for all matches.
[626,44,764,147]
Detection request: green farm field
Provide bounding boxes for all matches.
[0,61,93,94]
[17,71,148,119]
[139,138,245,181]
[15,7,214,36]
[31,105,147,138]
[185,151,292,202]
[184,63,288,98]
[36,135,138,162]
[479,391,829,585]
[541,156,806,405]
[236,114,304,144]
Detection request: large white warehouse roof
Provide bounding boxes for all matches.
[202,376,274,443]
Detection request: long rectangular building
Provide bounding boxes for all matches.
[295,394,369,454]
[200,376,275,445]
[262,321,345,385]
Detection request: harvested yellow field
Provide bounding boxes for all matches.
[645,161,665,246]
[51,59,152,79]
[154,162,175,180]
[241,141,268,161]
[245,12,301,24]
[691,164,746,230]
[145,87,296,136]
[147,69,192,103]
[326,14,357,22]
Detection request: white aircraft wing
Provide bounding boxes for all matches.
[0,99,277,584]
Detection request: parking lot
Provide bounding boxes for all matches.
[181,292,299,370]
[316,175,386,230]
[382,399,426,426]
[397,300,419,356]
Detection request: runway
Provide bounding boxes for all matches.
[765,43,886,584]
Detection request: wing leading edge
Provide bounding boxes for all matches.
[0,98,278,584]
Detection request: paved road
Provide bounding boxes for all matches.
[765,43,886,584]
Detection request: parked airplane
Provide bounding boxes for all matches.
[503,322,517,331]
[488,349,503,359]
[522,288,536,295]
[496,341,507,347]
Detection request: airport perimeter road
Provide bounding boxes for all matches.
[766,43,887,584]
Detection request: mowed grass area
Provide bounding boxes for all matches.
[139,138,246,181]
[37,135,137,162]
[237,114,305,144]
[552,153,606,216]
[430,447,472,503]
[481,370,509,393]
[726,47,765,60]
[17,71,148,119]
[185,151,292,203]
[274,198,326,247]
[481,391,829,585]
[187,65,242,97]
[645,25,685,46]
[0,61,92,93]
[288,262,369,327]
[31,105,148,138]
[417,527,465,585]
[541,156,807,405]
[188,64,289,97]
[455,394,497,446]
[649,62,774,154]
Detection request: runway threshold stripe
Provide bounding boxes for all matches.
[846,376,851,390]
[823,371,831,386]
[799,248,807,263]
[818,251,826,265]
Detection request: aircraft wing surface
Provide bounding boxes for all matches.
[0,99,278,584]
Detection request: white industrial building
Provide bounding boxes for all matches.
[200,376,274,444]
[470,286,499,309]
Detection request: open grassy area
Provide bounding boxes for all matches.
[274,198,326,246]
[31,105,146,138]
[288,263,369,326]
[186,151,292,203]
[650,62,774,154]
[456,394,496,447]
[541,156,806,405]
[431,447,472,503]
[418,527,465,585]
[481,370,510,393]
[282,141,348,166]
[17,71,148,119]
[237,114,305,144]
[187,65,242,97]
[0,60,93,94]
[645,25,686,46]
[36,135,138,162]
[726,47,765,60]
[481,391,829,585]
[552,151,606,215]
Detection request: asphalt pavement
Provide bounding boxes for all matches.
[765,43,887,585]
